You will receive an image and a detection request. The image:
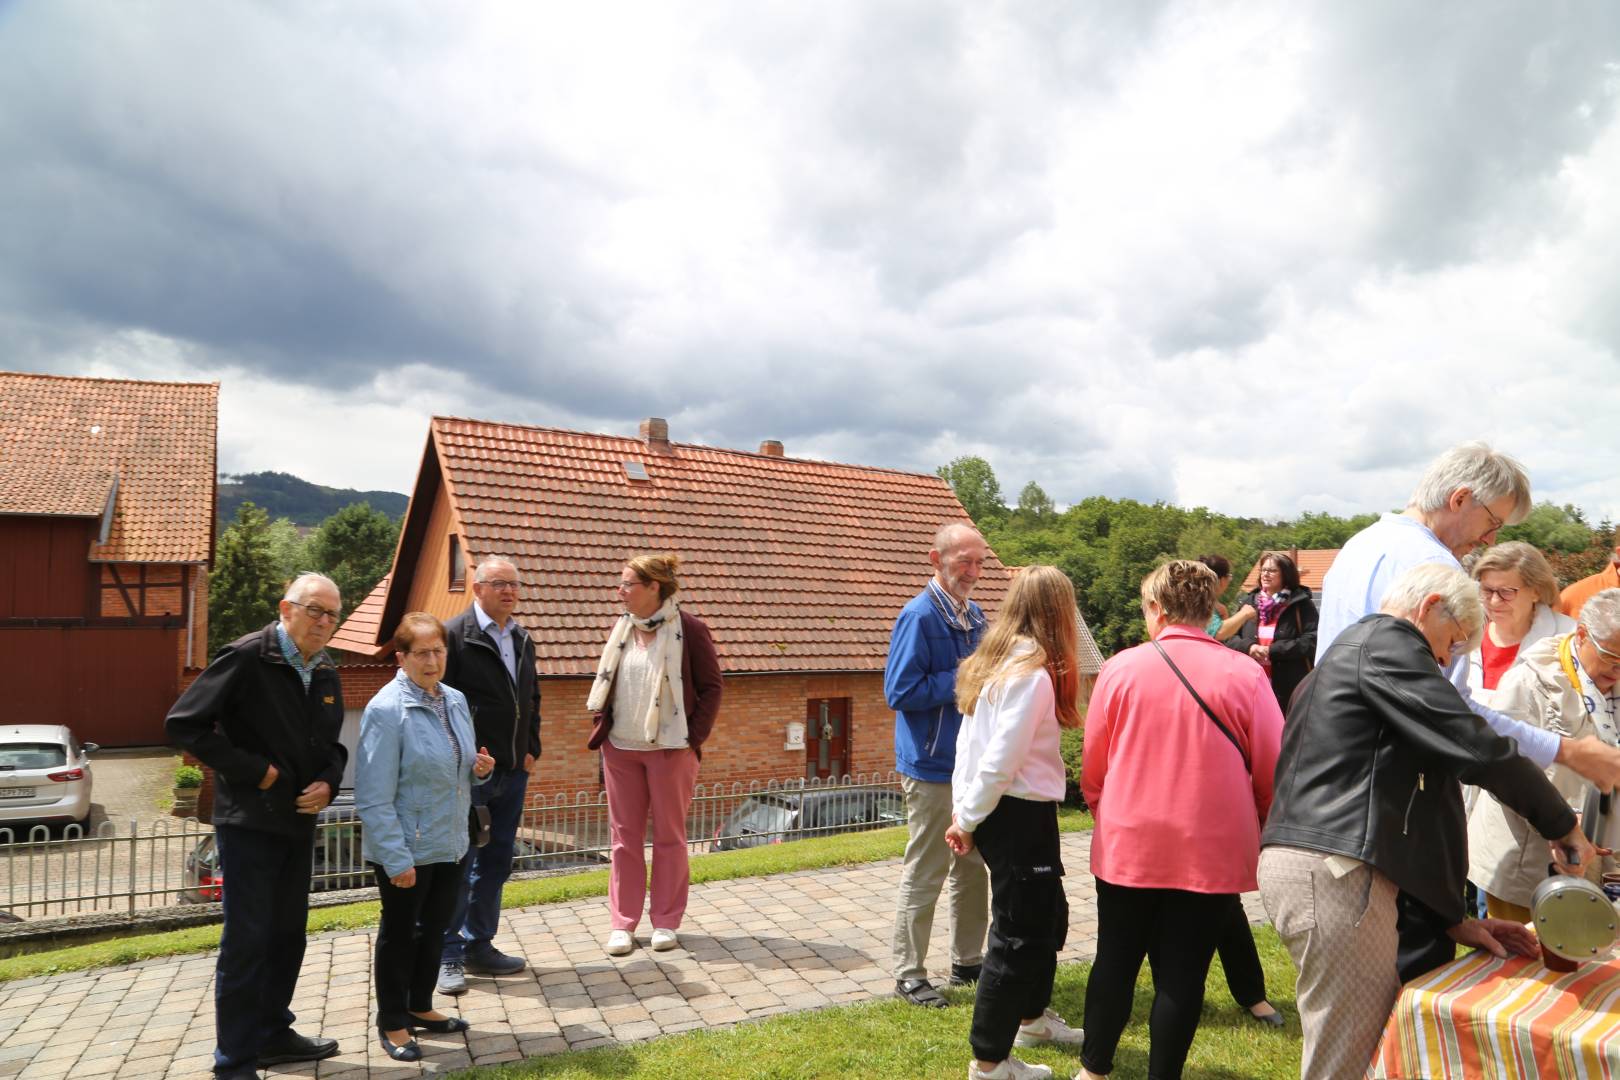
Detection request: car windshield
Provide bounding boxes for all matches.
[0,743,66,770]
[728,796,796,834]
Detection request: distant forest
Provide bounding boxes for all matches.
[217,470,408,526]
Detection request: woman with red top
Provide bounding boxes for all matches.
[1464,541,1572,707]
[1078,561,1285,1080]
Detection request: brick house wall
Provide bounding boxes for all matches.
[526,671,894,801]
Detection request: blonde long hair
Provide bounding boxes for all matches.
[955,565,1082,728]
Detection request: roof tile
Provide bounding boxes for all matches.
[0,372,217,563]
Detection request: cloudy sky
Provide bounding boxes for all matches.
[4,1,1620,520]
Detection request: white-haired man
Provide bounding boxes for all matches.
[166,573,347,1079]
[886,522,992,1008]
[1316,442,1620,979]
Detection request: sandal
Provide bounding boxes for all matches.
[895,977,949,1008]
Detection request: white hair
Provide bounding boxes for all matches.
[1579,589,1620,643]
[1406,441,1532,524]
[1378,563,1484,650]
[284,571,339,605]
[473,555,518,582]
[932,522,982,556]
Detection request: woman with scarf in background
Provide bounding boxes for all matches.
[587,553,724,957]
[1228,551,1318,711]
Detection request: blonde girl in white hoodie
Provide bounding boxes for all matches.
[945,565,1084,1080]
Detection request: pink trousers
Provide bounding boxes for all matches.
[602,741,700,931]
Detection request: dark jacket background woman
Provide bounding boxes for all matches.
[1228,551,1318,710]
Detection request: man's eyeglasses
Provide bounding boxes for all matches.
[1445,611,1471,659]
[1585,631,1620,666]
[1480,585,1520,602]
[1475,496,1505,533]
[479,579,521,591]
[288,601,340,624]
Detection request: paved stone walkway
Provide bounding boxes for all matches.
[0,832,1267,1079]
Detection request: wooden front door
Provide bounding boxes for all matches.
[805,698,850,780]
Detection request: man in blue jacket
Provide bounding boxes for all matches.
[887,522,991,1007]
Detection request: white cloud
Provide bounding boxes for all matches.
[3,1,1619,522]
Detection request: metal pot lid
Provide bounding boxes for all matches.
[1532,875,1618,963]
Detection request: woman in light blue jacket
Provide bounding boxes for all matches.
[357,612,494,1062]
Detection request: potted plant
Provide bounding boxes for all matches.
[172,764,204,818]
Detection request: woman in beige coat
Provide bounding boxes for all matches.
[1467,589,1620,921]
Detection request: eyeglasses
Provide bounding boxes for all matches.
[407,646,447,660]
[287,601,340,624]
[617,579,649,592]
[1479,585,1521,603]
[478,579,521,591]
[1444,611,1470,659]
[1259,566,1281,576]
[1475,496,1505,533]
[1585,631,1620,666]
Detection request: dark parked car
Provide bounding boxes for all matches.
[712,788,906,851]
[180,792,603,902]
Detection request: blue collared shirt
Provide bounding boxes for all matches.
[1317,513,1560,769]
[473,600,519,684]
[276,623,332,690]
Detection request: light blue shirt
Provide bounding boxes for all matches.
[275,622,332,690]
[473,600,519,685]
[1318,512,1561,769]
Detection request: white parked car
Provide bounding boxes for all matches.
[0,725,97,836]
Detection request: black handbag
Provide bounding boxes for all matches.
[470,804,492,848]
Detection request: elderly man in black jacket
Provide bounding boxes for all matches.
[437,555,542,994]
[1258,563,1597,1079]
[166,572,347,1080]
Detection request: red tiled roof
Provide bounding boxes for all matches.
[0,464,116,517]
[1239,548,1340,592]
[328,574,390,657]
[0,372,218,563]
[351,417,1013,674]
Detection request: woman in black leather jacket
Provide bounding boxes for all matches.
[1257,562,1594,1079]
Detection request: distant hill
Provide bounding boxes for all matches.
[218,471,408,526]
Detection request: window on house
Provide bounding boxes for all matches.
[448,535,466,591]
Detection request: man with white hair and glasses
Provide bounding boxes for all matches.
[1316,442,1620,979]
[166,573,348,1079]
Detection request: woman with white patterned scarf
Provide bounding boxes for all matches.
[587,553,724,956]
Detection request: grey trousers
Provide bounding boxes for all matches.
[1258,846,1401,1080]
[892,776,989,983]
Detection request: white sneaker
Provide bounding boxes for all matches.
[1014,1008,1084,1048]
[605,930,635,956]
[650,927,679,951]
[967,1056,1053,1079]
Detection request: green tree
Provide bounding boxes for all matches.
[1016,481,1055,519]
[936,456,1006,525]
[265,516,311,582]
[208,502,284,653]
[307,502,400,617]
[1499,502,1599,554]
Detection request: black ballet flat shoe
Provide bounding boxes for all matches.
[1246,1003,1286,1028]
[377,1025,423,1062]
[409,1014,470,1034]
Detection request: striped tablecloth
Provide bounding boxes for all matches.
[1369,950,1620,1078]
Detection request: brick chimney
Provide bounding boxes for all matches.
[639,417,671,454]
[758,440,784,457]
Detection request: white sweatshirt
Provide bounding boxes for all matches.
[952,645,1066,832]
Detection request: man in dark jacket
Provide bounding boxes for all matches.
[885,522,991,1008]
[437,555,542,994]
[1258,563,1596,1078]
[166,573,347,1080]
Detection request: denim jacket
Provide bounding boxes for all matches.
[356,670,485,878]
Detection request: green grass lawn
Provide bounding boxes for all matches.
[0,809,1094,982]
[456,926,1301,1079]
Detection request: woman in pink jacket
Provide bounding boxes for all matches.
[1077,560,1285,1080]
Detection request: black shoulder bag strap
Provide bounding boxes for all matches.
[1152,639,1250,774]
